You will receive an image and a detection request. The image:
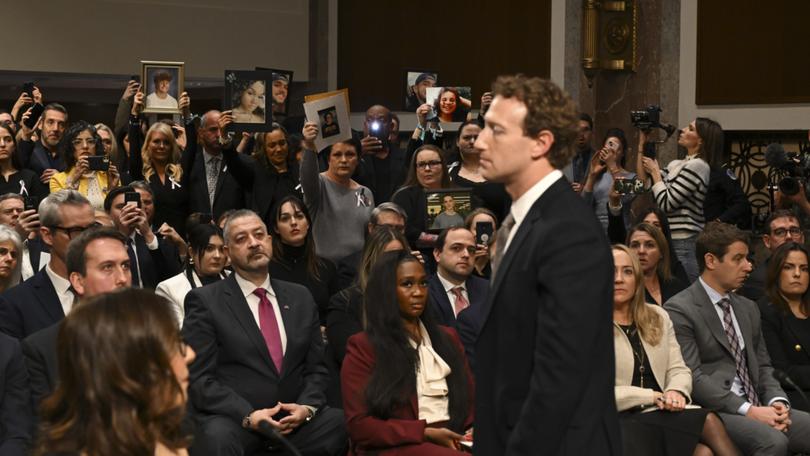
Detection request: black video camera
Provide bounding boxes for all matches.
[765,143,810,196]
[630,105,676,136]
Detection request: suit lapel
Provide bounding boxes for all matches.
[33,270,64,321]
[428,276,455,324]
[213,162,228,204]
[271,279,294,377]
[692,283,734,357]
[223,276,279,375]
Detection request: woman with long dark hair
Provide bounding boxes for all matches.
[268,195,338,324]
[156,223,227,327]
[626,223,687,306]
[759,242,810,411]
[341,251,473,454]
[0,122,45,200]
[35,288,196,456]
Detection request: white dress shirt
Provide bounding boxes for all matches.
[234,273,287,354]
[436,271,468,318]
[45,264,74,316]
[698,278,788,414]
[503,169,563,254]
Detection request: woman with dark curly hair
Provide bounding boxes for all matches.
[433,87,470,123]
[231,80,266,124]
[35,288,196,456]
[341,250,474,454]
[50,121,121,209]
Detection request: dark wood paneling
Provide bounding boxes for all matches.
[696,0,810,105]
[338,0,551,112]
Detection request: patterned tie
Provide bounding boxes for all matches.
[451,286,469,317]
[127,238,141,288]
[206,156,220,208]
[491,212,515,277]
[253,288,283,373]
[717,298,760,405]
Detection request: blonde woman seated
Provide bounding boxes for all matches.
[612,244,739,456]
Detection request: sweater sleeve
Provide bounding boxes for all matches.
[652,159,709,214]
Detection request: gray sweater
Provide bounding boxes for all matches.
[301,151,374,263]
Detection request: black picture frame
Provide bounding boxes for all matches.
[256,67,294,117]
[403,68,438,112]
[223,70,274,132]
[425,188,473,233]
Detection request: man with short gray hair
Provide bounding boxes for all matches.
[0,190,95,338]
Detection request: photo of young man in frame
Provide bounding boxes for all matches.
[141,61,184,114]
[426,189,472,231]
[256,67,294,117]
[404,70,437,111]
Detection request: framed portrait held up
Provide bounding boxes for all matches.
[223,70,274,132]
[425,188,473,232]
[141,61,184,114]
[403,69,438,111]
[256,67,294,117]
[425,86,473,124]
[303,89,352,152]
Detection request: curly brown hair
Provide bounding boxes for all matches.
[35,289,191,456]
[491,74,579,169]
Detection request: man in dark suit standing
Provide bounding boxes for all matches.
[188,110,248,222]
[183,209,346,455]
[428,227,488,370]
[473,75,620,455]
[105,185,180,289]
[22,228,131,421]
[0,190,95,339]
[665,222,810,455]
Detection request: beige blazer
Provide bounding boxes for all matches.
[614,304,693,411]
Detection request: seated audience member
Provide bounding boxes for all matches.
[341,250,474,454]
[156,223,226,327]
[739,210,803,302]
[464,208,497,279]
[268,196,338,324]
[0,225,22,292]
[187,110,248,222]
[95,122,130,185]
[611,245,738,456]
[0,190,94,339]
[17,103,68,182]
[326,227,411,366]
[447,119,510,221]
[583,128,636,231]
[0,122,46,199]
[21,228,131,421]
[105,185,181,289]
[218,116,302,226]
[301,121,374,264]
[128,91,196,234]
[429,227,489,370]
[758,242,810,411]
[355,105,408,204]
[182,210,346,456]
[50,121,121,209]
[665,221,810,455]
[392,145,453,252]
[0,193,50,280]
[336,202,407,290]
[627,223,687,306]
[0,332,30,455]
[36,289,194,456]
[610,206,690,284]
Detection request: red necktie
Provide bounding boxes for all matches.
[451,286,469,317]
[253,288,283,373]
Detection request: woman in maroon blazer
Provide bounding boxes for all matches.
[341,250,474,455]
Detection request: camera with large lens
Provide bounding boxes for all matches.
[765,143,810,196]
[630,105,676,136]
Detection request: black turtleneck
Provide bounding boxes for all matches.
[268,242,339,324]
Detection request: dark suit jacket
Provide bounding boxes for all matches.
[21,323,59,419]
[427,274,489,371]
[0,332,31,455]
[19,140,65,177]
[757,297,810,410]
[132,234,181,290]
[341,329,474,455]
[475,177,620,456]
[187,149,248,222]
[0,269,63,339]
[664,280,786,413]
[182,275,329,423]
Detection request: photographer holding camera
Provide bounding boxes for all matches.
[637,118,722,282]
[581,128,636,231]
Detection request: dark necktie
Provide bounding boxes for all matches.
[206,156,220,208]
[717,298,760,405]
[254,288,284,373]
[127,238,141,288]
[491,212,515,276]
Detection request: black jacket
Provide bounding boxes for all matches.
[0,269,63,339]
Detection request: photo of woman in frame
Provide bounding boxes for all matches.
[432,86,472,123]
[230,79,266,124]
[318,107,340,138]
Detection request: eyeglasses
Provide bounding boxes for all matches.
[416,160,442,169]
[772,227,802,238]
[71,138,96,147]
[50,222,100,239]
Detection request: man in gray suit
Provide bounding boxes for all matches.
[665,222,810,455]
